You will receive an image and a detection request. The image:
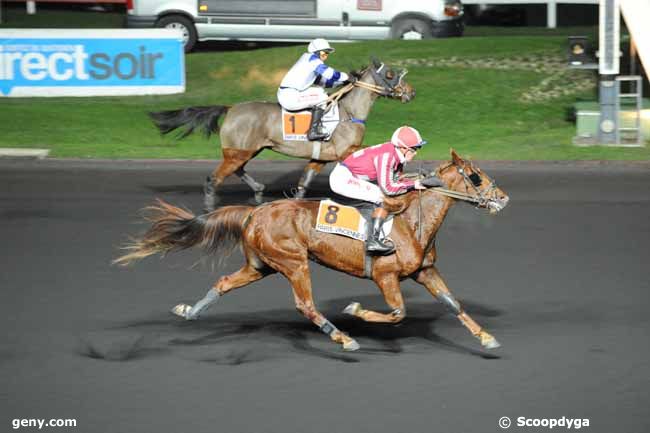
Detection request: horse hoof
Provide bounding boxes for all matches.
[294,188,306,199]
[343,339,360,351]
[203,176,219,212]
[204,195,220,213]
[247,197,263,205]
[480,332,501,349]
[171,304,192,319]
[343,302,361,316]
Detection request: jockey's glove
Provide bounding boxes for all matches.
[421,176,446,188]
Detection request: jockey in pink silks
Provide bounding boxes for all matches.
[329,126,443,255]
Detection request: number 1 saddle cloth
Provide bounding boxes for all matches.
[282,103,340,141]
[315,199,394,242]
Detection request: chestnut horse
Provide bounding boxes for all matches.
[115,150,509,351]
[149,58,414,211]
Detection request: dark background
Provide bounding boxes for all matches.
[1,159,648,433]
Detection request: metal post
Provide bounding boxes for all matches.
[547,0,557,29]
[27,1,36,15]
[630,39,637,77]
[598,0,620,145]
[598,76,618,144]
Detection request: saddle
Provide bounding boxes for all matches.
[314,199,393,242]
[281,103,339,142]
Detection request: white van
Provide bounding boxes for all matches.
[126,0,464,51]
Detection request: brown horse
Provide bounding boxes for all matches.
[149,58,414,211]
[114,150,509,351]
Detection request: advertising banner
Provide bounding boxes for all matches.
[0,29,185,97]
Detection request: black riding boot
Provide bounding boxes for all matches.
[366,215,395,255]
[307,106,328,141]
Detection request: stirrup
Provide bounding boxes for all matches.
[366,238,395,255]
[307,129,327,141]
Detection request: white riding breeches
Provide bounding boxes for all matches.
[329,163,384,205]
[277,86,328,111]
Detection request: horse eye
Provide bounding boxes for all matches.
[469,173,482,186]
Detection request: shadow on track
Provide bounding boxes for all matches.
[142,167,350,207]
[77,295,504,365]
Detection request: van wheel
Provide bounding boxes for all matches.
[156,15,197,52]
[391,18,433,40]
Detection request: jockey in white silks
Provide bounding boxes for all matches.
[277,38,353,141]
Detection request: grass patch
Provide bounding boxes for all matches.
[1,14,647,159]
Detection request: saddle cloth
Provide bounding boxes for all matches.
[282,103,339,141]
[314,199,394,242]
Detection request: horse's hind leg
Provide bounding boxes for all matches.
[414,266,500,349]
[235,167,265,204]
[205,148,260,211]
[343,273,406,323]
[278,261,360,351]
[294,161,325,199]
[172,264,266,320]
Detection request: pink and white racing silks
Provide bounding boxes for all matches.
[329,163,384,205]
[341,142,415,195]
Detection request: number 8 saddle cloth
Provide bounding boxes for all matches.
[315,199,394,242]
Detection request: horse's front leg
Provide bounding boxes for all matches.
[294,161,326,199]
[283,262,360,351]
[414,266,501,349]
[343,273,406,323]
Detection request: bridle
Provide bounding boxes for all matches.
[364,61,409,98]
[324,62,410,108]
[433,161,499,208]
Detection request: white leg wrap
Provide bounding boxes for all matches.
[186,289,220,320]
[311,141,321,159]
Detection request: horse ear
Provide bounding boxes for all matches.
[370,56,381,69]
[450,148,463,164]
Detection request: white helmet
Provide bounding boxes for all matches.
[308,38,335,54]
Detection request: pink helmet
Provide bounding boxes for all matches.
[391,126,426,149]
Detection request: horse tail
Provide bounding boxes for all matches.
[114,199,253,266]
[148,105,230,139]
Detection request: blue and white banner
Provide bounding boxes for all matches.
[0,29,185,97]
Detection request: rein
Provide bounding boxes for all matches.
[430,187,483,204]
[324,78,403,109]
[354,81,391,95]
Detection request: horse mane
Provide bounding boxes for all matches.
[382,192,419,214]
